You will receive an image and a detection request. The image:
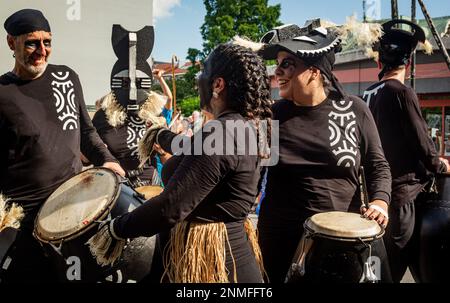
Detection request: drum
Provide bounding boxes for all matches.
[412,173,450,283]
[135,185,163,200]
[33,167,156,283]
[285,211,391,283]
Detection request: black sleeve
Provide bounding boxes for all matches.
[73,76,117,166]
[400,88,446,173]
[157,129,191,155]
[114,153,235,238]
[358,99,392,204]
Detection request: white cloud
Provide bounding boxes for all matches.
[153,0,181,20]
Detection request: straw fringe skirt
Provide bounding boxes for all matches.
[161,218,266,283]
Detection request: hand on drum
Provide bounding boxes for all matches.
[439,157,450,172]
[102,161,126,177]
[360,199,389,228]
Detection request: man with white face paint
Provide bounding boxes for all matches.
[0,9,124,282]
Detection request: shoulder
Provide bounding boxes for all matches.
[92,109,106,124]
[46,64,80,79]
[271,99,291,114]
[341,94,373,119]
[382,79,411,96]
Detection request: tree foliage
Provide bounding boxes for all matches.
[176,0,282,115]
[200,0,282,55]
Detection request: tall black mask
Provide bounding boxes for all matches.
[110,25,154,115]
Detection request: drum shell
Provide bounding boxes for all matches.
[40,183,155,283]
[289,234,390,283]
[412,174,450,283]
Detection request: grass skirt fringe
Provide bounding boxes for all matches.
[162,218,267,283]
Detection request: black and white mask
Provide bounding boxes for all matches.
[110,25,154,115]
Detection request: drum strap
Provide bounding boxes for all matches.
[286,231,314,281]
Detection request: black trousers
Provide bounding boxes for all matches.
[383,200,416,283]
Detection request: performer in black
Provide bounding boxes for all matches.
[0,9,124,283]
[362,19,449,283]
[87,41,273,283]
[92,25,171,188]
[257,21,392,283]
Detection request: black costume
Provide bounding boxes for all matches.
[92,110,156,186]
[92,25,165,187]
[258,21,392,283]
[258,93,391,282]
[113,112,264,282]
[362,19,444,283]
[0,64,116,282]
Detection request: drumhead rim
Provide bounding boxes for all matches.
[33,167,121,244]
[303,211,383,240]
[303,223,385,242]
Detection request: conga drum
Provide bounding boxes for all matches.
[134,185,163,200]
[412,173,450,283]
[33,167,156,283]
[286,211,391,283]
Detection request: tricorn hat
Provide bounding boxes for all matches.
[260,19,342,61]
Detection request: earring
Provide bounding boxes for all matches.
[12,53,15,58]
[212,91,219,98]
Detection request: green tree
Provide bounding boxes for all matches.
[200,0,282,55]
[178,96,201,116]
[176,0,281,115]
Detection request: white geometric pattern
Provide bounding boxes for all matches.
[329,100,358,167]
[127,116,146,156]
[51,71,78,130]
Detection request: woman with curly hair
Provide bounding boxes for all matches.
[88,41,273,283]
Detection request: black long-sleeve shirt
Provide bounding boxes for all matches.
[363,79,446,207]
[260,93,391,224]
[114,111,261,238]
[92,110,155,185]
[0,64,116,222]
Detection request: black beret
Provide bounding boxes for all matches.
[4,9,51,36]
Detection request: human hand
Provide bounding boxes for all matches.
[103,161,126,177]
[152,68,164,79]
[153,143,166,156]
[439,157,450,172]
[360,200,389,228]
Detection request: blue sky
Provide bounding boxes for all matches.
[152,0,449,63]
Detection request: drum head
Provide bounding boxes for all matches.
[34,168,120,243]
[305,211,382,238]
[134,185,163,200]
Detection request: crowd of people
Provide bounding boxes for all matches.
[1,8,448,284]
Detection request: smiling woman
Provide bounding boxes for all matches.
[257,21,392,283]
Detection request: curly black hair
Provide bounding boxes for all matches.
[207,43,273,157]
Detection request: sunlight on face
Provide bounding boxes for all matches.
[12,31,52,79]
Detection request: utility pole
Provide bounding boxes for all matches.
[171,55,178,117]
[363,0,367,23]
[391,0,399,19]
[418,0,450,70]
[411,0,417,89]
